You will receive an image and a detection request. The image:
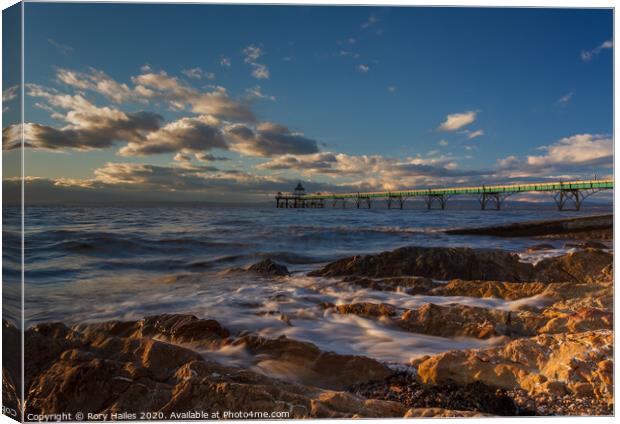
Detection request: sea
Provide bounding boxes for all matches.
[1,203,613,368]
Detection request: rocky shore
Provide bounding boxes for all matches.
[2,216,614,418]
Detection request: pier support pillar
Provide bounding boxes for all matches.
[479,192,510,210]
[554,189,583,211]
[387,195,404,209]
[425,194,447,210]
[356,196,372,209]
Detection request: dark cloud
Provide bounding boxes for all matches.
[226,122,320,157]
[3,111,162,151]
[119,116,227,156]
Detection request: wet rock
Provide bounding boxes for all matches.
[326,302,398,319]
[445,214,612,238]
[527,243,555,252]
[534,249,613,284]
[312,246,613,285]
[342,276,437,294]
[325,302,545,339]
[398,303,543,339]
[76,314,230,348]
[24,314,405,418]
[563,241,608,250]
[349,373,523,416]
[248,258,290,276]
[234,333,392,390]
[416,330,613,406]
[309,247,535,282]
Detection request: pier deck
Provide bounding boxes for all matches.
[275,179,613,211]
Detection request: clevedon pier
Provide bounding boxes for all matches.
[275,179,614,211]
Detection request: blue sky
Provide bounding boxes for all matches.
[2,3,613,202]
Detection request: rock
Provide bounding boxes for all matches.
[534,249,613,284]
[327,302,398,319]
[309,247,535,282]
[248,258,290,276]
[325,302,545,339]
[311,246,612,284]
[23,314,404,418]
[398,303,543,339]
[416,330,613,405]
[342,276,437,294]
[537,308,613,334]
[445,214,612,238]
[75,314,230,348]
[349,372,522,416]
[527,243,555,252]
[404,408,490,417]
[428,279,549,300]
[234,333,392,390]
[563,241,608,250]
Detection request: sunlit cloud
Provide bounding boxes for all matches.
[438,111,477,131]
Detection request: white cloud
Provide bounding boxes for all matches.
[556,91,573,106]
[438,111,477,131]
[245,86,276,101]
[526,134,612,167]
[438,139,449,146]
[467,129,484,140]
[358,64,370,73]
[220,57,231,67]
[182,67,216,80]
[243,45,270,79]
[581,40,612,61]
[387,86,396,93]
[48,38,74,56]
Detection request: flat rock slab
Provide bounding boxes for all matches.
[445,214,612,238]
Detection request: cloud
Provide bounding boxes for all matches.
[581,40,613,61]
[220,57,231,67]
[438,139,449,146]
[225,122,320,157]
[358,64,370,73]
[182,67,215,80]
[48,38,74,56]
[56,68,146,104]
[438,111,477,131]
[243,45,270,79]
[3,87,162,151]
[119,115,227,156]
[361,14,378,29]
[3,85,19,112]
[495,134,612,179]
[527,134,612,167]
[3,85,18,103]
[336,50,360,59]
[55,67,253,120]
[131,70,254,120]
[387,86,396,93]
[256,151,488,190]
[556,91,573,106]
[467,129,484,140]
[195,152,230,162]
[245,86,276,101]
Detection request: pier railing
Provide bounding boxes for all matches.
[275,179,613,211]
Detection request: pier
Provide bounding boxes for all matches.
[275,179,613,211]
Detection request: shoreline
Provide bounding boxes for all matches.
[3,215,614,418]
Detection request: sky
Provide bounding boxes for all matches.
[1,3,614,203]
